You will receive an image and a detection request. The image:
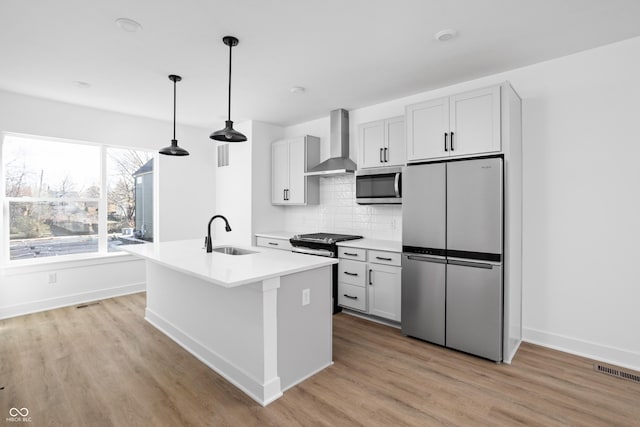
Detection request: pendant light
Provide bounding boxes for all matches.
[210,36,247,142]
[160,74,189,156]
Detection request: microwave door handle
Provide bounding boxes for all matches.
[394,173,400,197]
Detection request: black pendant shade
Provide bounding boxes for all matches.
[160,74,189,156]
[210,36,247,142]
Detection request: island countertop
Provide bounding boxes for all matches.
[122,239,337,288]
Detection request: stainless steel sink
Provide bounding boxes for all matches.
[212,246,257,255]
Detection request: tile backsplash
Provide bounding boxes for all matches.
[284,175,402,241]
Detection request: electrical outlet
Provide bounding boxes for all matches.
[302,289,310,306]
[48,273,57,284]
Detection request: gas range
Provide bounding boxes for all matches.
[290,233,362,257]
[289,232,363,315]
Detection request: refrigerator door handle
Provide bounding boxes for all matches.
[406,255,447,264]
[447,259,494,269]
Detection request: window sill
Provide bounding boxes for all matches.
[1,252,143,277]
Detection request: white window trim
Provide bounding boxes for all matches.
[0,131,157,267]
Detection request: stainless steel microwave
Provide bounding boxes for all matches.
[355,167,402,205]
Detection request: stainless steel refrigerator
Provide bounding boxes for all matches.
[401,156,503,361]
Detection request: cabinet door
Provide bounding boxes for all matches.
[359,120,385,169]
[449,86,501,157]
[368,263,401,321]
[287,138,306,204]
[406,97,449,162]
[384,116,405,166]
[272,140,289,204]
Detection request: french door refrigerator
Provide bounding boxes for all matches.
[401,156,503,361]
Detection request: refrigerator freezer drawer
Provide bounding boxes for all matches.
[401,254,446,345]
[446,261,503,361]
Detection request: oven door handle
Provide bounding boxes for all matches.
[291,247,334,257]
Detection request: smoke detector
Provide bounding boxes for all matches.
[435,29,458,42]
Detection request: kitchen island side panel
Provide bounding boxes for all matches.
[144,262,281,405]
[277,266,333,390]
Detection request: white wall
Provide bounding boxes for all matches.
[0,90,216,318]
[282,36,640,370]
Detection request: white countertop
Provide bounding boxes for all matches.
[255,230,300,240]
[336,238,402,253]
[122,239,336,288]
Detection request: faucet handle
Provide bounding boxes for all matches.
[203,236,209,249]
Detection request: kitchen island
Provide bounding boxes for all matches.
[123,239,337,406]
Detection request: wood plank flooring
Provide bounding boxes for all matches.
[1,292,639,426]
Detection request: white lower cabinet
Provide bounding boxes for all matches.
[338,247,401,322]
[368,262,401,321]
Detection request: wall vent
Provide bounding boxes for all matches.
[594,363,640,384]
[217,144,229,167]
[76,301,101,309]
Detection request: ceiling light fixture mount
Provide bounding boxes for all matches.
[210,36,247,143]
[160,74,189,156]
[435,29,458,42]
[290,86,306,94]
[73,81,91,89]
[115,18,143,33]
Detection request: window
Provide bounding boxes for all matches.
[2,133,154,262]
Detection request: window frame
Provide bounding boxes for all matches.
[1,131,157,267]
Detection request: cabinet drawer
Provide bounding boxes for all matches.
[338,283,367,312]
[338,247,366,261]
[368,250,401,266]
[256,237,293,251]
[338,259,367,287]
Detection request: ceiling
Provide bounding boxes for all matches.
[1,0,640,128]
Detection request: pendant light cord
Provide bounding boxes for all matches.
[173,78,177,140]
[227,41,232,121]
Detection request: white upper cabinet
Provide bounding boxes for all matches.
[271,136,320,205]
[358,116,405,169]
[406,85,501,162]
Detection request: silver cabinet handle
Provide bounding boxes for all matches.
[376,256,392,261]
[444,132,448,151]
[343,252,358,256]
[343,271,358,276]
[450,131,454,151]
[343,294,358,300]
[268,242,279,246]
[384,147,388,162]
[379,148,383,163]
[369,269,373,285]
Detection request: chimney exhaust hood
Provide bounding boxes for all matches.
[305,109,357,176]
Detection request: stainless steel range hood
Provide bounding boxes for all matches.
[305,109,357,176]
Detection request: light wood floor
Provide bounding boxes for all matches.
[1,293,638,426]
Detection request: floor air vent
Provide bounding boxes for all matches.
[594,363,640,383]
[76,301,101,309]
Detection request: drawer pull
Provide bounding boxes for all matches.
[343,294,358,300]
[343,252,358,256]
[376,256,392,261]
[268,242,279,246]
[343,271,358,276]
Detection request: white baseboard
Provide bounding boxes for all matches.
[145,308,282,407]
[523,327,640,372]
[0,282,146,320]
